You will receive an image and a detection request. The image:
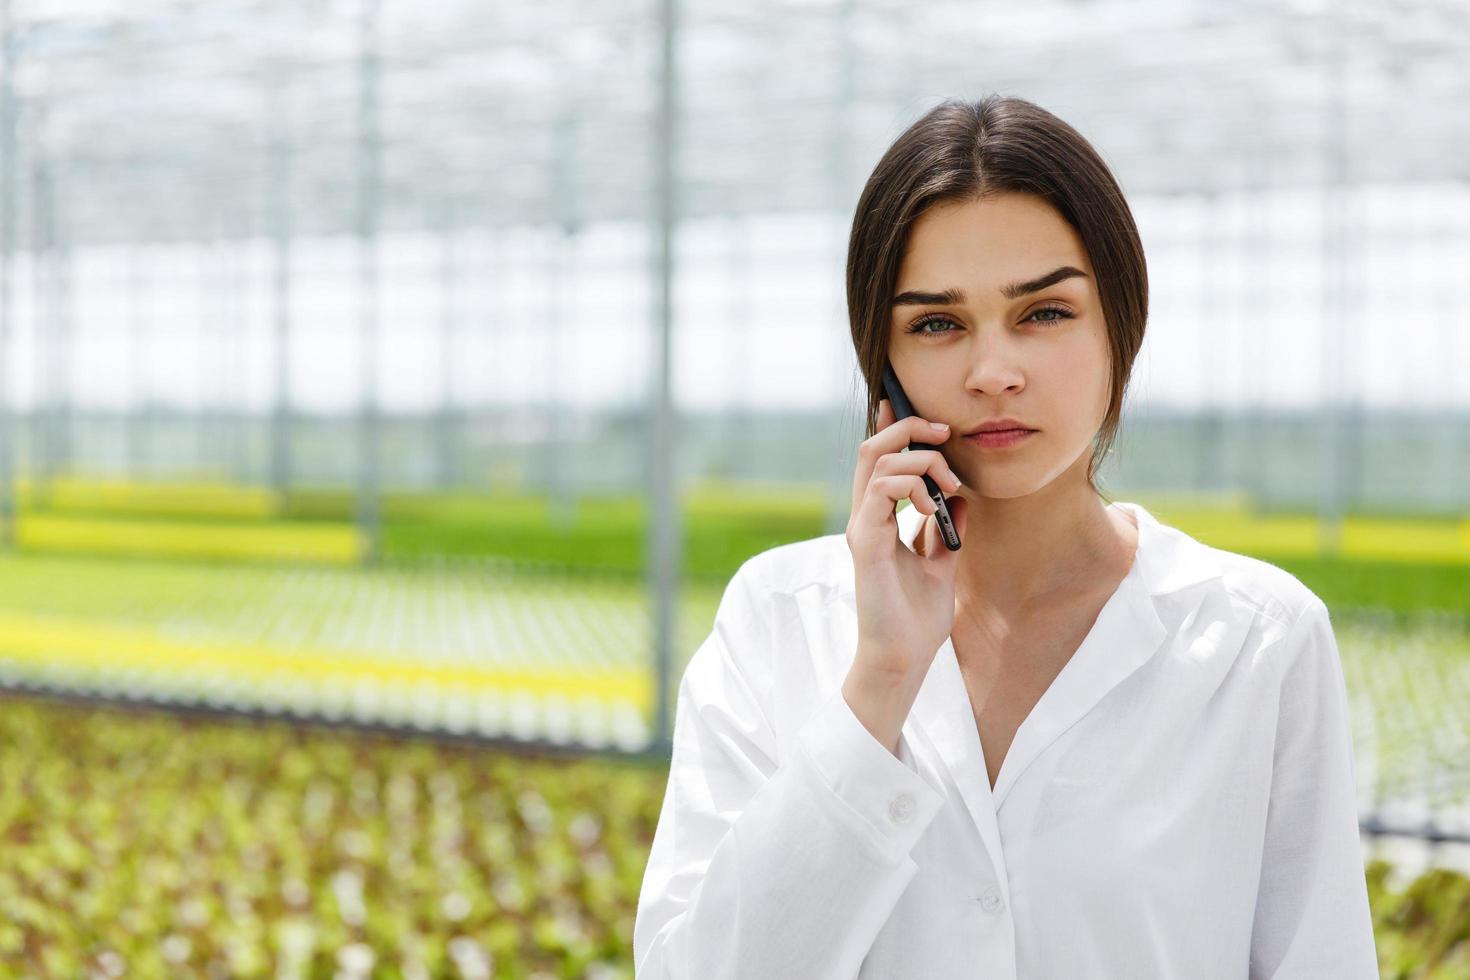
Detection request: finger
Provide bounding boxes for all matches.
[876,399,947,445]
[897,414,950,446]
[853,399,887,514]
[856,409,950,505]
[854,397,905,514]
[855,474,936,549]
[873,447,961,497]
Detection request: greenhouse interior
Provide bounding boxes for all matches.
[0,0,1468,975]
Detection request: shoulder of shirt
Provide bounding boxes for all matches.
[1141,517,1340,707]
[1199,539,1327,632]
[730,530,849,600]
[727,507,1332,677]
[1199,542,1341,703]
[737,520,1323,617]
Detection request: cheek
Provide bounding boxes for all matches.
[1041,336,1111,423]
[1044,335,1107,387]
[1086,329,1114,404]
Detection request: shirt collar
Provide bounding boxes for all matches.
[829,499,1225,888]
[834,498,1224,602]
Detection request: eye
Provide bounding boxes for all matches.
[1029,304,1075,325]
[903,314,958,337]
[902,305,1076,337]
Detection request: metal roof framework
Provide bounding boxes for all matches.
[0,0,1466,247]
[0,0,1467,751]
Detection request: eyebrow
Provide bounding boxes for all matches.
[891,265,1089,308]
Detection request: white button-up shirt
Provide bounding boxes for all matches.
[634,500,1378,979]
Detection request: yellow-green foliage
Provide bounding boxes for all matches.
[0,693,659,979]
[1368,860,1470,978]
[0,694,1464,978]
[17,514,362,565]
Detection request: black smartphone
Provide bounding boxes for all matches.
[881,361,962,551]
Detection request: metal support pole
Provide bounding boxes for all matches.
[1318,0,1358,553]
[549,107,579,525]
[824,0,858,537]
[127,247,145,477]
[649,0,680,753]
[355,0,382,564]
[1243,96,1273,510]
[436,199,457,490]
[723,214,752,484]
[267,76,294,509]
[0,0,15,548]
[53,188,70,481]
[31,156,52,501]
[1196,189,1223,495]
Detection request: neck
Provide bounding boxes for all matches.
[951,484,1136,617]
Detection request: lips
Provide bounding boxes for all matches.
[964,418,1037,435]
[965,428,1036,449]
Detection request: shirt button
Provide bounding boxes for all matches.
[979,888,1004,913]
[888,793,915,824]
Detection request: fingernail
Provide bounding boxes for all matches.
[930,421,949,431]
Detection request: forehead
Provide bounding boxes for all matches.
[896,193,1092,289]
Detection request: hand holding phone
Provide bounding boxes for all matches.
[882,362,962,551]
[841,363,970,753]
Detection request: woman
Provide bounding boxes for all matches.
[634,95,1377,979]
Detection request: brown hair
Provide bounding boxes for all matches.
[845,95,1148,499]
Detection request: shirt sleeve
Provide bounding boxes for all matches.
[1248,595,1379,979]
[633,556,947,980]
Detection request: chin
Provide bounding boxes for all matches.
[960,460,1074,500]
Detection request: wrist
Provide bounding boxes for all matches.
[842,669,917,757]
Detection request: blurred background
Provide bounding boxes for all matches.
[0,0,1468,976]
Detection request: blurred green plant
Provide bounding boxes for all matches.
[0,693,1464,977]
[1369,859,1470,978]
[9,479,1470,621]
[0,693,656,978]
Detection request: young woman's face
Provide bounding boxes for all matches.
[887,191,1113,499]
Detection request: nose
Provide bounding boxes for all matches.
[962,333,1026,396]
